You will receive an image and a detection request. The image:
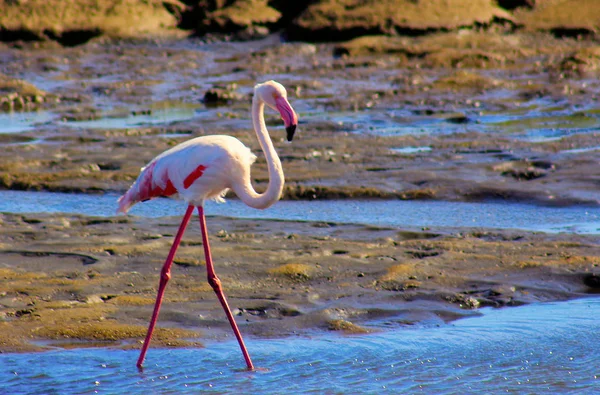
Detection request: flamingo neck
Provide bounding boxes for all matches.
[235,97,284,209]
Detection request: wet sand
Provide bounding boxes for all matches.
[1,211,599,352]
[1,29,600,352]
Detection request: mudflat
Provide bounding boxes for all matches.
[1,210,599,352]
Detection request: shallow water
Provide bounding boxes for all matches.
[60,108,198,130]
[2,297,599,394]
[0,190,598,234]
[311,99,600,142]
[2,96,600,146]
[0,111,54,134]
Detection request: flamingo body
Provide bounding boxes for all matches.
[118,80,298,371]
[117,135,256,213]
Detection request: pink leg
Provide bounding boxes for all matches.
[137,205,195,369]
[197,206,255,371]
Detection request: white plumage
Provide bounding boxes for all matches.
[117,135,257,212]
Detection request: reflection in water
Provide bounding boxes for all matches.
[2,298,599,394]
[0,190,598,234]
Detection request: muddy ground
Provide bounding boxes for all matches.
[0,27,600,353]
[1,211,599,352]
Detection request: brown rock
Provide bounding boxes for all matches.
[559,47,600,76]
[189,0,281,36]
[514,0,600,38]
[0,0,186,46]
[288,0,513,41]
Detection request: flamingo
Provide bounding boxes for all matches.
[117,80,298,370]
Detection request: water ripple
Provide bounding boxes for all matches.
[2,297,600,394]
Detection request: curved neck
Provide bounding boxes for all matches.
[235,96,284,209]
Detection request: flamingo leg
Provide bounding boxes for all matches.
[137,205,195,369]
[197,206,255,371]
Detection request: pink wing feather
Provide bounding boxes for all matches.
[117,134,253,214]
[117,161,178,214]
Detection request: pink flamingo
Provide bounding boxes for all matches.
[117,81,298,370]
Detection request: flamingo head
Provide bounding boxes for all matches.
[255,80,298,141]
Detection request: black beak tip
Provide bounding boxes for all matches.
[286,124,297,142]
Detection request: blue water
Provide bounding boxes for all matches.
[2,298,599,394]
[0,190,598,234]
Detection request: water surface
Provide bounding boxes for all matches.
[0,190,598,234]
[2,298,598,394]
[0,111,54,133]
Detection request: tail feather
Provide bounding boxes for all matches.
[117,190,135,214]
[116,161,177,214]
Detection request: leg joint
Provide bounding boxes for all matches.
[160,268,172,282]
[208,274,222,292]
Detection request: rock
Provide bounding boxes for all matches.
[287,0,514,42]
[583,274,600,289]
[0,73,49,112]
[333,35,415,57]
[0,0,186,46]
[559,47,600,76]
[432,70,505,91]
[185,0,281,38]
[334,31,523,69]
[461,296,480,309]
[493,160,552,181]
[514,0,600,38]
[202,87,245,105]
[84,295,105,304]
[327,319,369,334]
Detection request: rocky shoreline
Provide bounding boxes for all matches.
[1,1,599,45]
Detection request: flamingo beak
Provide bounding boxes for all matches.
[275,96,298,142]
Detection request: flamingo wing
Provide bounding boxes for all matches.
[117,135,254,214]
